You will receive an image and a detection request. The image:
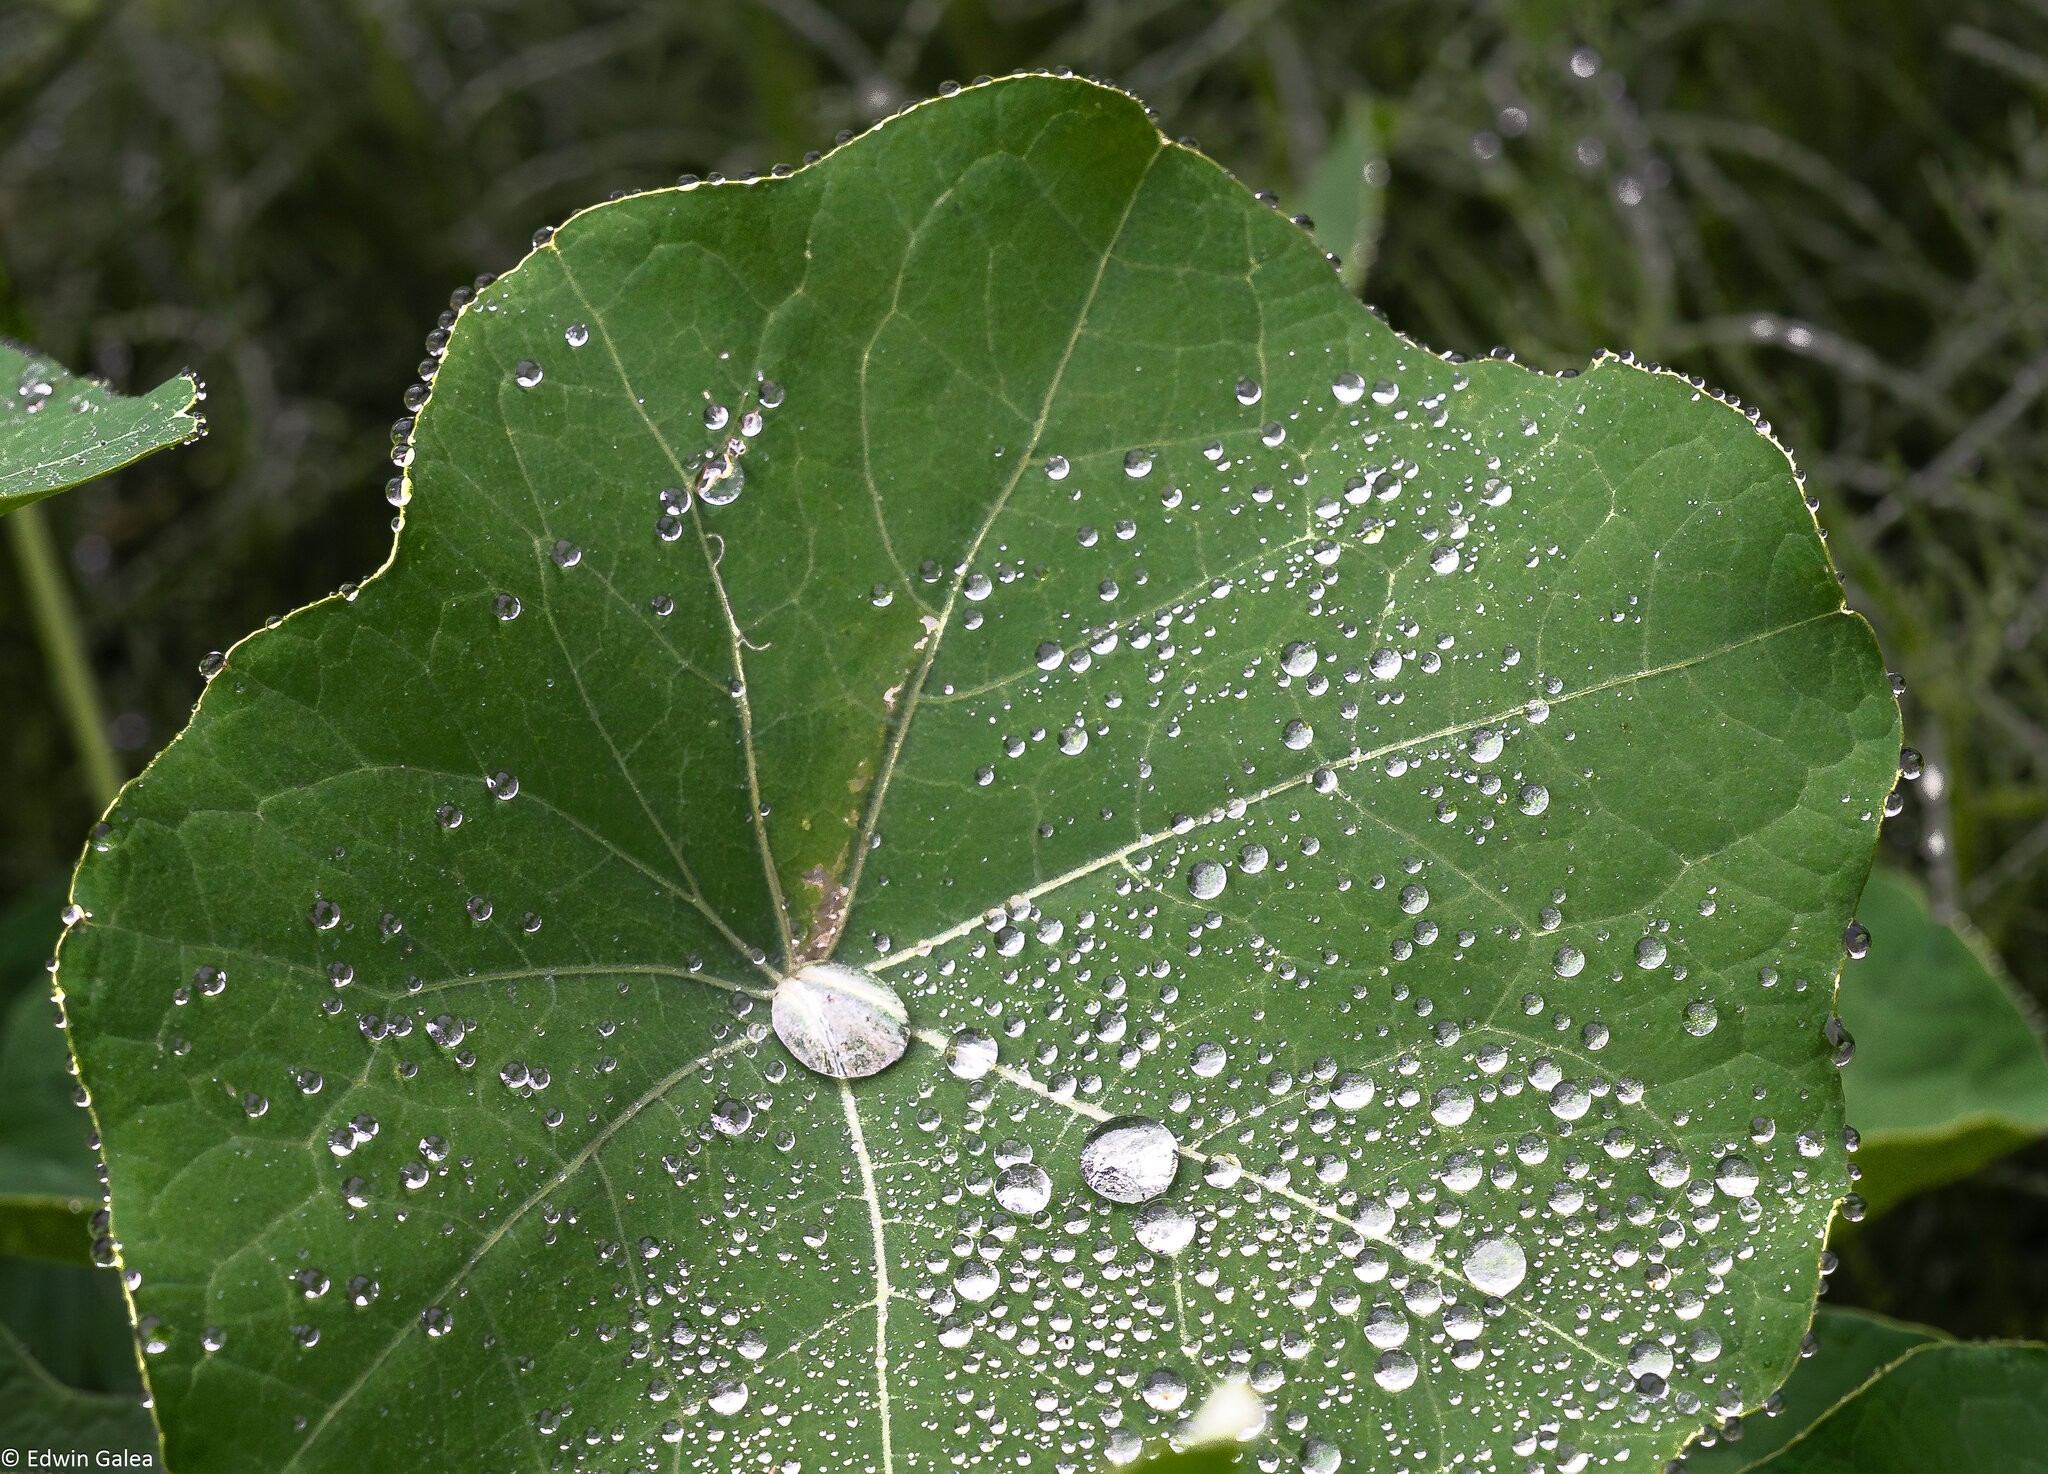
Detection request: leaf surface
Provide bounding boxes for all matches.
[0,894,96,1264]
[59,76,1899,1474]
[1681,1306,1940,1472]
[0,1322,157,1460]
[1745,1340,2048,1473]
[0,341,203,515]
[1836,869,2048,1214]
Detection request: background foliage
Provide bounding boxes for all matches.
[2,0,2045,1412]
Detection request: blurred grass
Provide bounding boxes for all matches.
[0,0,2044,1343]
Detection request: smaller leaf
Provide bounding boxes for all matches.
[0,895,97,1265]
[0,340,203,516]
[1297,96,1391,291]
[0,1321,156,1458]
[1682,1307,1942,1472]
[1744,1339,2048,1473]
[1838,868,2048,1214]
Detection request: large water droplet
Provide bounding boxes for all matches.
[994,1163,1052,1215]
[945,1027,998,1080]
[1134,1200,1197,1253]
[1464,1234,1526,1295]
[1079,1115,1179,1204]
[771,963,909,1080]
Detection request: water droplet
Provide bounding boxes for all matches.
[1372,1349,1418,1391]
[1044,455,1070,480]
[1283,719,1314,750]
[710,1098,754,1136]
[1281,641,1317,677]
[1518,783,1549,816]
[1079,1115,1179,1204]
[1371,379,1400,406]
[1235,377,1262,405]
[1134,1200,1197,1253]
[708,1379,749,1414]
[953,1261,999,1303]
[772,963,909,1080]
[198,651,226,681]
[1468,729,1503,763]
[1682,1000,1718,1036]
[1332,372,1366,405]
[514,360,543,388]
[564,323,589,348]
[1369,647,1403,680]
[1553,946,1586,978]
[945,1028,998,1080]
[1464,1234,1526,1295]
[308,899,341,931]
[1123,449,1154,478]
[1635,936,1667,969]
[994,1163,1052,1214]
[550,539,581,568]
[1140,1368,1187,1411]
[493,592,521,621]
[421,1306,453,1337]
[1188,862,1227,901]
[1715,1154,1760,1197]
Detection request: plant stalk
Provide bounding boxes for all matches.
[7,502,120,809]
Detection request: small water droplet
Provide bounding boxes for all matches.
[514,360,544,388]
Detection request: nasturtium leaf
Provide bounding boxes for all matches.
[0,340,203,515]
[1681,1307,1940,1472]
[1742,1340,2048,1473]
[58,76,1899,1474]
[0,894,97,1264]
[0,1322,157,1460]
[1836,869,2048,1215]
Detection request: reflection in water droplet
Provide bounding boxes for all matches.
[1080,1115,1179,1204]
[1682,1000,1719,1036]
[772,963,909,1080]
[994,1163,1052,1214]
[1140,1367,1187,1411]
[1464,1234,1526,1295]
[1372,1350,1418,1391]
[1188,862,1227,901]
[1134,1200,1197,1253]
[954,1260,999,1303]
[945,1027,998,1080]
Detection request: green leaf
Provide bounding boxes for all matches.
[0,894,97,1264]
[0,1321,157,1460]
[1297,98,1391,293]
[0,340,204,516]
[59,76,1899,1474]
[1741,1339,2048,1473]
[1837,869,2048,1215]
[1681,1307,1941,1472]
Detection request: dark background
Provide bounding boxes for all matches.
[3,0,2045,1390]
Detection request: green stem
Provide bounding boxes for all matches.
[7,502,120,809]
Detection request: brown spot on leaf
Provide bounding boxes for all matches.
[795,863,850,963]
